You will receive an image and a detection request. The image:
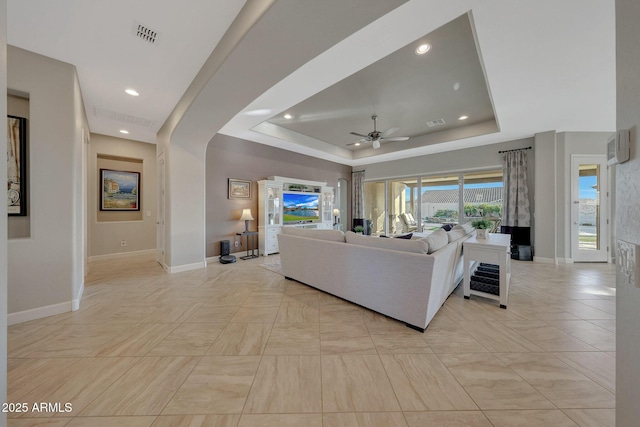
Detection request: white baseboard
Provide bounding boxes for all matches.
[89,249,156,262]
[72,282,85,311]
[8,301,71,325]
[206,256,220,265]
[557,258,574,264]
[167,261,206,274]
[533,256,556,264]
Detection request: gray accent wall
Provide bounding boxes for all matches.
[616,0,640,424]
[205,134,351,257]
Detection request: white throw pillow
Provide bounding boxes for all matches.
[453,223,475,234]
[447,229,466,243]
[424,228,448,254]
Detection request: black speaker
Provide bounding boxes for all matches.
[220,240,230,256]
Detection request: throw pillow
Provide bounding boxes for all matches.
[395,233,413,239]
[424,228,448,254]
[447,229,465,242]
[441,223,453,231]
[346,231,428,254]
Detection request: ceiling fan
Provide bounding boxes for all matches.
[347,114,409,149]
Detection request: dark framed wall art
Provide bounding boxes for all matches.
[100,169,141,211]
[7,115,27,216]
[228,178,251,199]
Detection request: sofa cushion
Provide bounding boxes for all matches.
[346,231,428,254]
[282,227,345,242]
[447,229,466,243]
[453,223,475,234]
[423,228,448,254]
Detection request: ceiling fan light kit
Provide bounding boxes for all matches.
[347,115,409,149]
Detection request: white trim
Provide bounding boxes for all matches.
[556,258,574,264]
[89,249,156,262]
[533,256,556,264]
[72,282,85,311]
[8,301,71,325]
[167,261,206,274]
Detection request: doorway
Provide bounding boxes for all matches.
[571,155,609,262]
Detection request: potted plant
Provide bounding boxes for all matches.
[471,219,493,239]
[353,225,365,234]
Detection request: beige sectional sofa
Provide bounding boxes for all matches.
[277,224,475,332]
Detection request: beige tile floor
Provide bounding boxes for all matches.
[7,254,616,426]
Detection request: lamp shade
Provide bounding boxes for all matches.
[333,208,340,216]
[239,208,254,221]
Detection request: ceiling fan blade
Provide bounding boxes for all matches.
[382,136,409,142]
[349,131,369,138]
[381,126,399,137]
[346,140,370,147]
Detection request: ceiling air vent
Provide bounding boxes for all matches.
[132,21,160,45]
[94,107,155,128]
[426,118,446,128]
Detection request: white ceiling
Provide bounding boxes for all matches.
[7,0,616,166]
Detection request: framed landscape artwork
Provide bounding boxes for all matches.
[100,169,140,211]
[7,115,27,216]
[228,178,251,199]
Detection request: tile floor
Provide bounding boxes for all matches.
[7,254,616,426]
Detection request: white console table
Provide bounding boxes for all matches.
[463,233,511,308]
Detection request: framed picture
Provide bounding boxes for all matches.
[7,115,27,216]
[228,178,251,199]
[100,169,140,211]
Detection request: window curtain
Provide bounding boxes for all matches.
[502,150,531,227]
[352,170,365,219]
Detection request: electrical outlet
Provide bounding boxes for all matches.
[234,241,239,248]
[121,240,126,247]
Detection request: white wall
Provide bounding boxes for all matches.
[615,0,640,424]
[356,138,534,181]
[7,46,83,320]
[1,0,9,422]
[88,134,157,258]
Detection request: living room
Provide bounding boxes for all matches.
[3,0,640,425]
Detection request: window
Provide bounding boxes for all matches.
[364,169,503,235]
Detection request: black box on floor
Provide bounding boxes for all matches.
[511,244,532,261]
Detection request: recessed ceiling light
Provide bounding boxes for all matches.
[458,115,469,121]
[415,43,431,55]
[119,129,130,134]
[125,88,139,96]
[283,113,294,120]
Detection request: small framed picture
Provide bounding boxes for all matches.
[100,169,140,211]
[228,178,251,199]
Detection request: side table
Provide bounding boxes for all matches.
[237,231,259,260]
[463,233,511,308]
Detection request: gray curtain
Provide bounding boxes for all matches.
[352,170,365,219]
[502,150,531,227]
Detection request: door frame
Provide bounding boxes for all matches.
[570,154,609,262]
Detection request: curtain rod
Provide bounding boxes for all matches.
[498,146,532,154]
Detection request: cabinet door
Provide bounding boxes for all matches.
[267,186,282,225]
[322,190,333,223]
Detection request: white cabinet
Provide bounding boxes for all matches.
[258,177,334,256]
[258,181,282,256]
